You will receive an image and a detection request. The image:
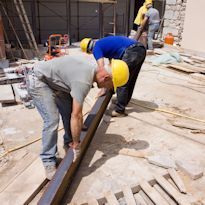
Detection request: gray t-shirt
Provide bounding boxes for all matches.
[34,55,95,106]
[145,7,160,25]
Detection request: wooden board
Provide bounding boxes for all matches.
[153,184,177,205]
[140,180,169,205]
[134,193,147,205]
[155,175,191,205]
[0,158,46,205]
[0,153,37,193]
[168,168,187,193]
[122,185,136,205]
[0,84,15,103]
[104,191,119,205]
[138,190,154,205]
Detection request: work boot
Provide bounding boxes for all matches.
[45,164,56,180]
[111,110,127,117]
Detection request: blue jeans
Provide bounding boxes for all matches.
[27,73,72,166]
[147,23,159,50]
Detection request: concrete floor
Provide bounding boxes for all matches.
[0,48,205,204]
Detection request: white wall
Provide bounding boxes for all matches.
[182,0,205,53]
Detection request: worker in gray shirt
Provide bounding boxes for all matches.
[27,55,129,180]
[136,1,160,50]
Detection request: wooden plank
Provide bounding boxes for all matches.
[119,148,147,159]
[166,64,195,73]
[0,153,37,193]
[0,158,46,205]
[134,193,147,205]
[153,184,177,205]
[168,168,187,193]
[104,191,119,205]
[140,180,169,205]
[87,198,99,205]
[0,84,15,103]
[155,175,191,205]
[167,178,178,190]
[138,190,154,205]
[122,185,136,205]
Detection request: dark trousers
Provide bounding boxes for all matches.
[115,42,146,113]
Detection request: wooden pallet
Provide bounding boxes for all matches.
[76,172,200,205]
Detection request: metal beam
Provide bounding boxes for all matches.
[38,90,113,205]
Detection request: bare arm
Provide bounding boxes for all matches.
[71,98,83,147]
[97,58,105,70]
[135,16,148,40]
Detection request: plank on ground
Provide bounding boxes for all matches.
[104,191,119,205]
[155,174,191,205]
[0,153,37,193]
[0,84,15,103]
[168,168,187,193]
[140,180,169,205]
[122,185,136,205]
[0,158,45,205]
[153,184,177,205]
[134,193,147,205]
[138,190,154,205]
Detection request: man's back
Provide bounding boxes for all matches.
[93,36,137,60]
[34,55,95,105]
[145,7,160,25]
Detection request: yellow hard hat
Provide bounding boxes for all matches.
[145,0,152,6]
[111,59,129,91]
[80,38,91,53]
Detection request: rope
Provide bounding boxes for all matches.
[130,101,205,124]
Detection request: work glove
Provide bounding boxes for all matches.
[69,142,81,162]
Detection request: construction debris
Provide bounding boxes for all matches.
[176,160,204,180]
[147,155,177,169]
[168,168,187,194]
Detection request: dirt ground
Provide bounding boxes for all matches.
[0,47,205,204]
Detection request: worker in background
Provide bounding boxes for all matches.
[80,36,146,117]
[131,0,152,47]
[27,55,129,180]
[136,1,160,51]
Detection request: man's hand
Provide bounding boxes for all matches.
[69,141,81,162]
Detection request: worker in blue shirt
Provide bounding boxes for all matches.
[80,36,146,117]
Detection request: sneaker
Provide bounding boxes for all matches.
[45,164,56,180]
[111,110,127,117]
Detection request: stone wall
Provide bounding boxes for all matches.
[163,0,187,45]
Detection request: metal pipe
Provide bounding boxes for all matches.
[38,90,113,205]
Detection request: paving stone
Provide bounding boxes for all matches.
[147,155,177,169]
[175,160,204,180]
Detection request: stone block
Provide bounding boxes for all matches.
[176,160,204,180]
[167,0,177,4]
[147,155,177,169]
[164,10,174,19]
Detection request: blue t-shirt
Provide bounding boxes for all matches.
[93,36,137,61]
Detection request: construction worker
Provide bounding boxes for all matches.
[136,1,160,50]
[27,55,129,180]
[80,36,146,117]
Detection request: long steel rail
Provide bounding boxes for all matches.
[38,90,113,205]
